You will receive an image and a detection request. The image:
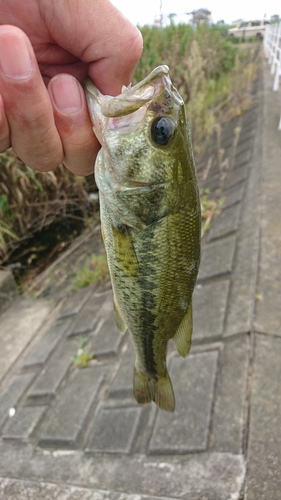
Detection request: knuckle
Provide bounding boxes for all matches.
[128,28,143,64]
[119,26,143,66]
[13,141,63,172]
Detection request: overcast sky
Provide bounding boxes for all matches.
[110,0,280,26]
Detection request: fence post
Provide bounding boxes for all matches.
[265,22,281,130]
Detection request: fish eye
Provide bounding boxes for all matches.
[151,117,175,146]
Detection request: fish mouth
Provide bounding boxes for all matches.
[84,65,183,119]
[103,65,170,116]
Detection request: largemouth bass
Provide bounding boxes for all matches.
[84,66,201,412]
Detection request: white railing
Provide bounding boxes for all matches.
[264,22,281,129]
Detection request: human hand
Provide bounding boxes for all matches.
[0,0,142,175]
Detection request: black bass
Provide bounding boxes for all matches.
[84,66,201,412]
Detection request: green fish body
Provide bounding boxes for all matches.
[85,66,201,412]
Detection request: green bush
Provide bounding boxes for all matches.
[135,24,259,149]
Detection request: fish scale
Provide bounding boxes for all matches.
[84,65,201,412]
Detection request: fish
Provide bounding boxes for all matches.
[84,66,201,412]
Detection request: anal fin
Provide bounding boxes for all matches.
[172,300,193,358]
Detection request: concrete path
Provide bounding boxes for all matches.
[0,55,280,499]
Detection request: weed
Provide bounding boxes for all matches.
[135,25,259,150]
[200,188,224,237]
[0,150,97,263]
[72,253,109,289]
[73,337,94,368]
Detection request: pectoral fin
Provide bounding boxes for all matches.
[172,301,193,358]
[112,226,139,277]
[101,222,106,244]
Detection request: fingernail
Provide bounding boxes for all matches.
[0,31,32,79]
[50,75,82,114]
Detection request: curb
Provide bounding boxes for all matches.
[0,270,18,316]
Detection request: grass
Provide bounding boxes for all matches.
[72,253,109,289]
[72,337,94,368]
[135,25,259,152]
[0,150,97,263]
[200,188,224,237]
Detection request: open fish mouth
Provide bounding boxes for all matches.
[84,65,183,117]
[84,65,184,143]
[84,65,168,116]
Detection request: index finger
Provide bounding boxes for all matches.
[43,0,143,96]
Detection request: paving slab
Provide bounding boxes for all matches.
[0,442,245,500]
[58,286,94,319]
[0,297,51,382]
[235,137,254,157]
[221,182,245,209]
[232,148,250,170]
[27,338,78,403]
[149,351,218,453]
[68,290,113,336]
[22,317,72,369]
[88,311,124,359]
[38,365,106,448]
[246,334,281,500]
[224,115,261,337]
[236,126,255,146]
[244,60,281,499]
[207,204,240,242]
[200,172,221,192]
[192,280,230,341]
[254,59,281,336]
[0,372,36,429]
[0,478,177,500]
[2,406,47,440]
[242,110,258,129]
[87,405,142,454]
[209,334,249,454]
[223,164,249,190]
[109,341,135,399]
[198,234,236,281]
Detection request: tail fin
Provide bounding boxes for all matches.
[154,372,175,412]
[133,367,175,412]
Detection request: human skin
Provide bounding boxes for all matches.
[0,0,143,175]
